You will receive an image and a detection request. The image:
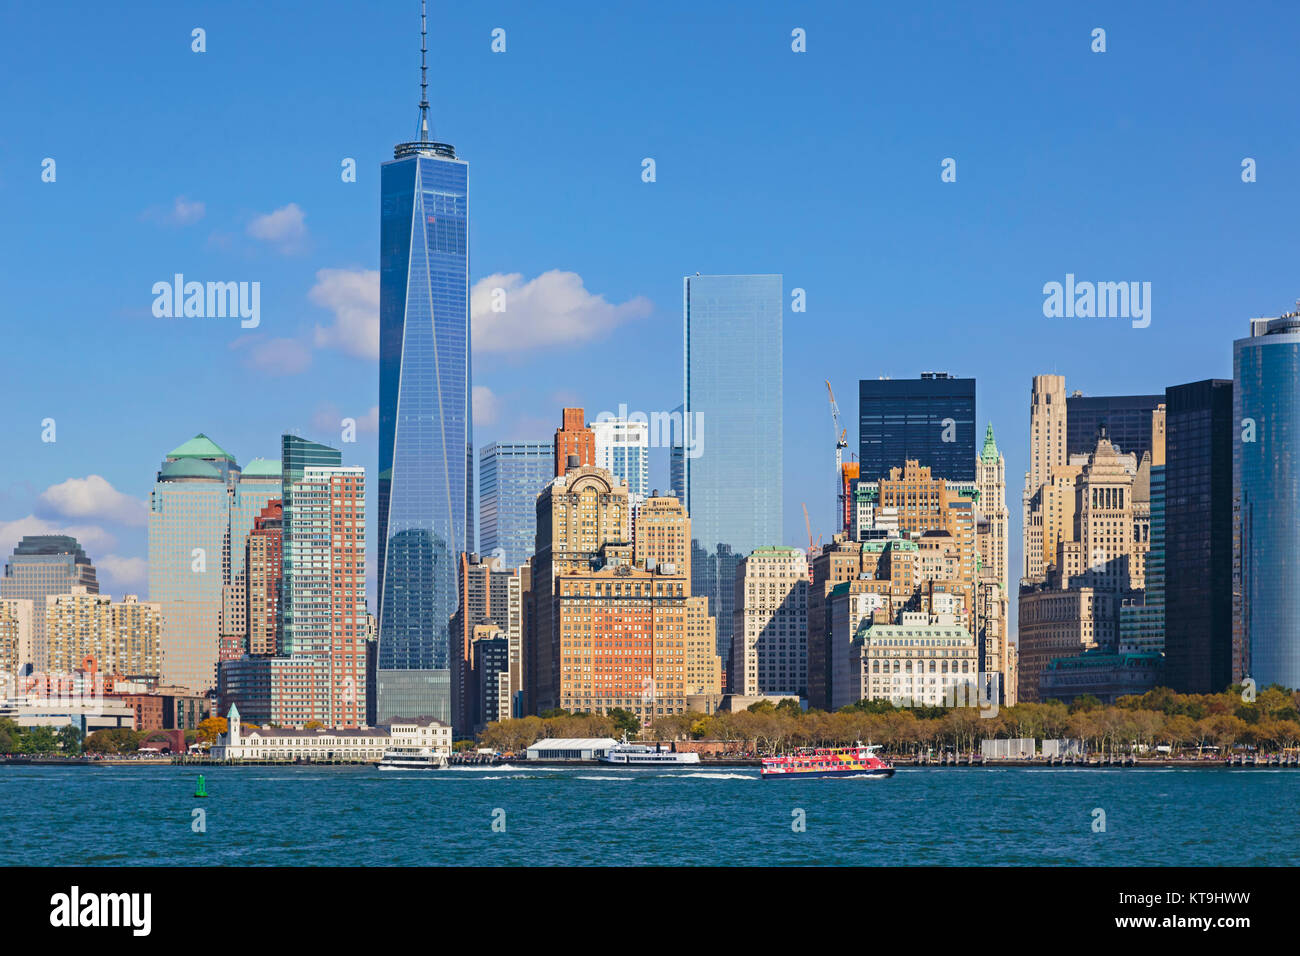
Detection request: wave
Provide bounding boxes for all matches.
[671,772,757,781]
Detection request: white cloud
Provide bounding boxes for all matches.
[472,270,653,354]
[96,555,149,597]
[306,268,651,361]
[143,195,205,226]
[473,386,501,426]
[0,515,117,564]
[247,203,307,252]
[310,268,379,359]
[36,475,147,527]
[230,336,313,375]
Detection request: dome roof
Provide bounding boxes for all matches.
[159,457,222,480]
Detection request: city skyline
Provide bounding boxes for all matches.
[2,2,1296,645]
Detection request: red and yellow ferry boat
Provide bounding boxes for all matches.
[761,743,895,780]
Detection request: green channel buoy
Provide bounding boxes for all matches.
[195,774,208,798]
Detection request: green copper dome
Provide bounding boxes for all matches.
[166,433,235,462]
[159,457,223,479]
[240,457,281,478]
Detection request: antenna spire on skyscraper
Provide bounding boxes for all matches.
[417,0,430,141]
[394,0,455,160]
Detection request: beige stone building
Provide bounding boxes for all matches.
[1018,374,1157,702]
[526,464,630,714]
[0,598,34,683]
[1017,587,1104,703]
[731,546,808,697]
[633,494,690,578]
[45,589,161,678]
[526,459,720,718]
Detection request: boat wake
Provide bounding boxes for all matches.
[671,772,757,781]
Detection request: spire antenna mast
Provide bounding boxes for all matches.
[418,0,430,141]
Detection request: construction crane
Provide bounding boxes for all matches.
[802,502,822,556]
[826,381,850,531]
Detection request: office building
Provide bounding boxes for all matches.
[45,590,161,679]
[149,434,280,694]
[633,494,690,577]
[1066,392,1164,459]
[976,424,1014,705]
[858,373,976,483]
[524,460,631,714]
[1,535,99,674]
[472,627,512,728]
[282,456,367,728]
[451,552,520,734]
[554,408,595,477]
[0,599,34,684]
[848,607,979,710]
[592,415,650,498]
[1163,380,1233,691]
[245,500,283,657]
[377,21,472,725]
[221,457,282,665]
[680,274,783,668]
[479,441,553,570]
[1234,312,1300,689]
[731,547,808,697]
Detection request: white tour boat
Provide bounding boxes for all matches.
[599,734,700,766]
[378,746,448,770]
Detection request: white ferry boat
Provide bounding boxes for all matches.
[599,735,700,766]
[377,746,448,770]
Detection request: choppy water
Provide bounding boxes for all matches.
[1,764,1295,866]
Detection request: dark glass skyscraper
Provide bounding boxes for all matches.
[1163,380,1233,693]
[375,17,470,724]
[1066,393,1163,459]
[681,274,783,665]
[858,372,975,482]
[1234,314,1300,691]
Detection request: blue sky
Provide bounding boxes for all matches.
[1,0,1297,618]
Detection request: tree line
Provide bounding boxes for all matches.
[475,686,1300,757]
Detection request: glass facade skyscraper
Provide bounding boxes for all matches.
[376,113,470,724]
[149,434,279,694]
[681,274,783,664]
[1164,380,1233,693]
[858,373,976,483]
[1234,316,1300,690]
[479,441,554,570]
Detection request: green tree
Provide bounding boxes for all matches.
[606,708,640,738]
[21,726,59,754]
[83,727,143,755]
[0,718,22,754]
[56,723,83,755]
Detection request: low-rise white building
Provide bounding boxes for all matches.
[854,612,979,709]
[209,704,450,762]
[525,737,619,760]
